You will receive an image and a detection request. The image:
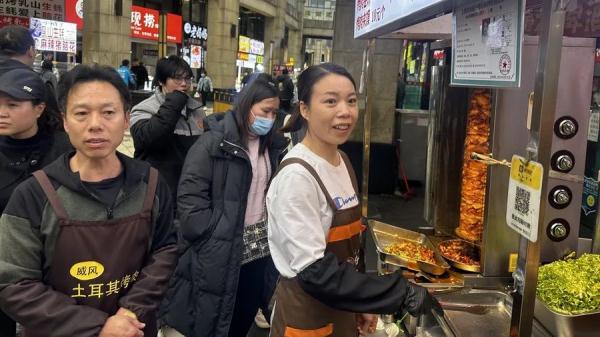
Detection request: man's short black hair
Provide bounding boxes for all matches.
[282,68,289,75]
[0,25,34,57]
[121,59,130,67]
[58,64,132,113]
[154,55,193,87]
[42,59,53,70]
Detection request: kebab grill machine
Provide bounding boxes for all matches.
[368,35,597,337]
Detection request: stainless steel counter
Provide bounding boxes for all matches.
[398,288,554,337]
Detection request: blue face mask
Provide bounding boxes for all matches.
[250,111,274,135]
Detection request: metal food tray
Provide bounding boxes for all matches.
[432,289,553,337]
[534,297,600,337]
[369,220,450,276]
[438,239,481,273]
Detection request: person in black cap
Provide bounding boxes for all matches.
[0,69,71,337]
[0,25,60,117]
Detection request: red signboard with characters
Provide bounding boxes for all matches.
[130,6,182,43]
[131,6,160,41]
[65,0,84,30]
[0,15,29,28]
[167,13,182,44]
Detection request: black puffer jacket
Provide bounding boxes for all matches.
[159,111,287,337]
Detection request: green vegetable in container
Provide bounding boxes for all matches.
[537,254,600,315]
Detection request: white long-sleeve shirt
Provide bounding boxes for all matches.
[267,144,359,278]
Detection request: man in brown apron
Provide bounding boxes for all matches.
[0,64,179,337]
[270,153,442,337]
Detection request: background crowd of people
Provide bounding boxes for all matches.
[0,24,440,337]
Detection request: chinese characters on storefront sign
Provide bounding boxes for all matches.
[238,36,263,55]
[166,13,182,43]
[356,0,370,12]
[371,4,385,24]
[0,15,29,28]
[183,22,207,69]
[0,0,64,22]
[30,17,76,53]
[131,5,159,40]
[354,0,445,38]
[237,35,265,68]
[355,10,370,31]
[354,4,385,31]
[130,6,182,43]
[238,35,250,53]
[184,21,207,45]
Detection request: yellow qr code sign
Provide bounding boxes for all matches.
[506,155,543,242]
[510,156,543,190]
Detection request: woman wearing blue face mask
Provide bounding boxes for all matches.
[160,76,289,337]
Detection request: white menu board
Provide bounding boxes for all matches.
[451,0,524,87]
[30,18,77,53]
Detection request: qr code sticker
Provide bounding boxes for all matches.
[515,186,530,215]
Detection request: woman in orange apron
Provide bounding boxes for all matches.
[267,63,443,337]
[0,64,179,337]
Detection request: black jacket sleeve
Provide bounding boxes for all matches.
[118,175,179,322]
[176,137,216,243]
[297,252,410,314]
[0,280,108,337]
[130,91,188,152]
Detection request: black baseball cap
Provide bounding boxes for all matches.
[0,68,45,101]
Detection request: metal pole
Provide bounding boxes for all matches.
[361,38,376,218]
[158,13,167,59]
[592,199,600,253]
[509,1,566,336]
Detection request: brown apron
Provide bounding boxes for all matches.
[25,168,159,337]
[270,152,363,337]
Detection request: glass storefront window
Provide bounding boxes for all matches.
[239,7,266,41]
[305,0,335,9]
[287,0,299,19]
[304,37,332,66]
[304,0,335,22]
[181,0,207,26]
